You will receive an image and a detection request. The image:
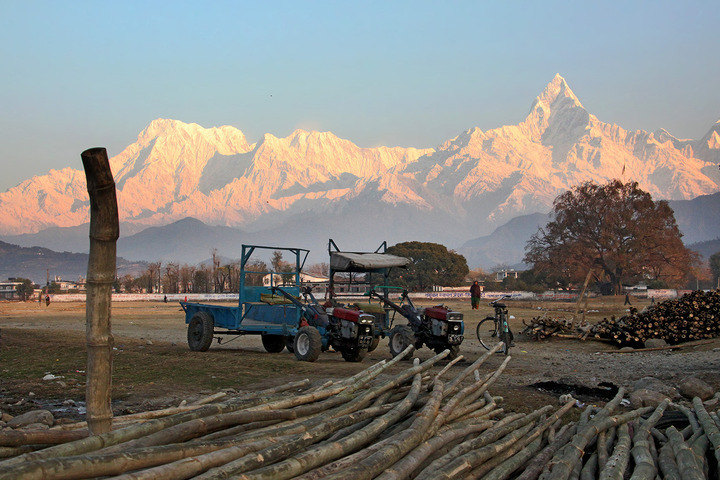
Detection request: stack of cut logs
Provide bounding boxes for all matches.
[1,346,719,479]
[521,317,575,340]
[591,290,720,347]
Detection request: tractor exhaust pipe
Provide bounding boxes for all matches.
[82,147,119,434]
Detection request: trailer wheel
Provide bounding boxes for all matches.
[285,337,295,353]
[389,325,415,357]
[188,312,214,352]
[293,326,322,362]
[341,348,367,362]
[261,334,286,353]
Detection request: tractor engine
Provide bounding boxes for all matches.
[327,307,375,349]
[423,306,464,345]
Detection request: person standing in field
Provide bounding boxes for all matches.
[470,281,482,310]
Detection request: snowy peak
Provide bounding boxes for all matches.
[521,74,590,143]
[533,73,583,111]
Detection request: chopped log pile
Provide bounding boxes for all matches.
[2,346,719,479]
[521,317,576,340]
[591,290,720,348]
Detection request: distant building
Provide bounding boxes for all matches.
[495,269,519,282]
[262,272,329,288]
[0,280,22,300]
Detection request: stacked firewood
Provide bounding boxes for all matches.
[591,290,720,347]
[0,345,564,480]
[521,317,576,340]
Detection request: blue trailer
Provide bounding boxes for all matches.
[180,244,308,355]
[180,244,376,362]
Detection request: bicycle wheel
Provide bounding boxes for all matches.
[498,327,510,355]
[476,317,499,350]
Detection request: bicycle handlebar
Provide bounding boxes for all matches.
[489,294,512,306]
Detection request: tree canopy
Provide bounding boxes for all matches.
[524,180,696,293]
[386,241,469,291]
[710,251,720,288]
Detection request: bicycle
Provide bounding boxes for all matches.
[475,295,514,354]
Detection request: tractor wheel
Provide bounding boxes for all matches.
[293,326,322,362]
[285,337,295,353]
[187,312,214,352]
[389,325,415,357]
[261,334,286,353]
[367,336,380,353]
[341,348,367,362]
[435,345,460,360]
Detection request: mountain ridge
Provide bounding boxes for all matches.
[1,74,718,250]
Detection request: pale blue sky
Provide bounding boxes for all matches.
[1,1,718,191]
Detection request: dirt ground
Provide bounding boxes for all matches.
[1,296,719,418]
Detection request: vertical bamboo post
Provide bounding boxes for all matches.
[82,147,119,435]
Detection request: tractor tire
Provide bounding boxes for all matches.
[261,334,286,353]
[187,312,214,352]
[367,336,380,353]
[285,337,295,353]
[293,326,322,362]
[341,348,367,362]
[435,345,460,360]
[389,325,415,358]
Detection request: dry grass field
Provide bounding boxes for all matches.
[1,296,719,418]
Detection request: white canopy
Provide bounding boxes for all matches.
[330,252,410,272]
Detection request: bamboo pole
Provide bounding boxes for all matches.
[598,423,631,480]
[81,147,119,435]
[374,420,495,480]
[692,396,720,471]
[666,426,705,480]
[229,361,425,480]
[628,399,669,480]
[515,424,576,480]
[466,399,576,480]
[0,429,89,448]
[323,382,445,480]
[657,442,681,480]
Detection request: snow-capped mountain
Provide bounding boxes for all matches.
[1,74,718,248]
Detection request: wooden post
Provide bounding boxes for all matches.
[82,147,119,434]
[574,268,594,324]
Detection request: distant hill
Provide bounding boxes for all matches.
[118,218,248,264]
[668,192,720,245]
[458,213,548,269]
[688,238,720,261]
[0,240,146,284]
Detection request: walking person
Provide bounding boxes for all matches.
[45,294,50,307]
[624,292,631,306]
[470,281,482,310]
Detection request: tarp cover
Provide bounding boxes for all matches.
[330,252,410,272]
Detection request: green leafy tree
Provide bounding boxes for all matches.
[525,180,696,294]
[710,251,720,288]
[386,241,469,291]
[48,281,62,294]
[15,278,36,301]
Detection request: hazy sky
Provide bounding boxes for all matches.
[1,1,719,191]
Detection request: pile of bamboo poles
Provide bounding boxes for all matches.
[591,290,720,347]
[517,391,720,480]
[521,317,576,340]
[3,346,717,479]
[0,343,571,480]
